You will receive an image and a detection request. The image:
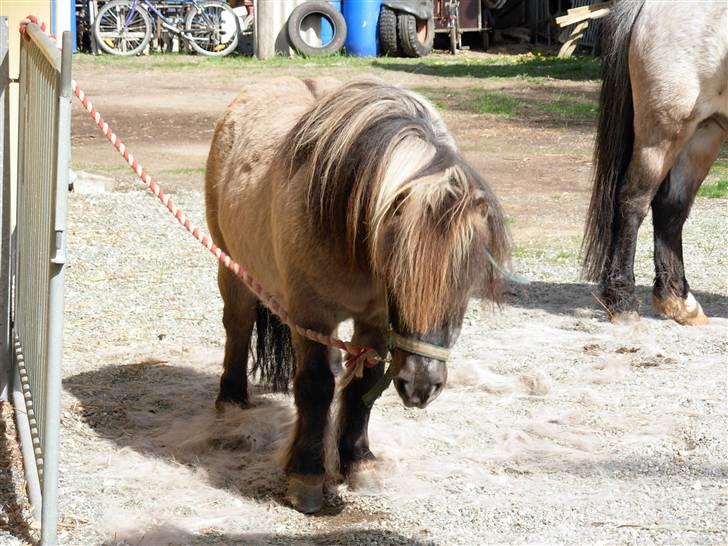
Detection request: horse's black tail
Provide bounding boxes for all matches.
[581,0,644,282]
[251,303,294,392]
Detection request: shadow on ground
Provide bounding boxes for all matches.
[507,281,728,320]
[373,56,600,81]
[64,362,307,509]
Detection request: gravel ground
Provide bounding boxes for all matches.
[0,182,709,545]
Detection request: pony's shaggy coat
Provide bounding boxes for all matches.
[278,80,509,332]
[205,77,510,510]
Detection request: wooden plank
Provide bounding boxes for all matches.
[556,8,611,27]
[558,21,589,58]
[556,1,612,26]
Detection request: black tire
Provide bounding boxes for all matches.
[397,12,434,58]
[184,0,239,57]
[287,1,347,57]
[93,0,152,56]
[379,5,401,57]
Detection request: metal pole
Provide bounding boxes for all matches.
[39,29,71,546]
[0,17,10,402]
[256,0,275,59]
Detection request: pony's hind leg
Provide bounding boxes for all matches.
[286,329,336,513]
[216,264,257,411]
[652,118,726,325]
[601,114,698,322]
[336,321,387,476]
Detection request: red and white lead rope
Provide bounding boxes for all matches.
[19,16,381,374]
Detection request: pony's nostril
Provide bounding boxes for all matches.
[428,382,444,400]
[394,378,407,393]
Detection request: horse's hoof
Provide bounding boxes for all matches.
[610,310,640,324]
[214,395,249,414]
[653,293,708,326]
[286,474,324,514]
[346,460,382,491]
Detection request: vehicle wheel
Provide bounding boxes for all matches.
[287,1,347,56]
[379,5,400,57]
[185,0,240,57]
[398,12,434,58]
[93,0,152,56]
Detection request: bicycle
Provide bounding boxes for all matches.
[93,0,239,57]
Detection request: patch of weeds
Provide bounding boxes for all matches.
[413,87,519,118]
[540,94,597,121]
[698,179,728,198]
[476,92,520,117]
[72,162,130,175]
[699,159,728,198]
[160,167,206,175]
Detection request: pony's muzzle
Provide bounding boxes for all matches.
[392,351,447,409]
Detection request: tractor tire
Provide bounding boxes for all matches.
[397,12,434,58]
[379,5,401,57]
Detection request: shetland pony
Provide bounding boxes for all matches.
[205,78,510,512]
[583,0,727,324]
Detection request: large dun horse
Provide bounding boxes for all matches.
[583,0,727,324]
[205,78,510,512]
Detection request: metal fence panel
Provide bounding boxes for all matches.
[0,17,11,403]
[14,24,70,546]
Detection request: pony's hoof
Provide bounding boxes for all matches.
[214,395,249,414]
[286,474,324,514]
[653,293,708,326]
[610,310,640,324]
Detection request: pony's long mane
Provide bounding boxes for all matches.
[279,80,510,333]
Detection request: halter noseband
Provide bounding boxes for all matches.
[388,331,451,362]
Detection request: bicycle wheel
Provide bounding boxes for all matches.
[93,0,152,56]
[184,0,239,57]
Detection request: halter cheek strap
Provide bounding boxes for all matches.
[388,331,451,362]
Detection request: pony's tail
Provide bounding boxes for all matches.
[581,0,644,281]
[251,303,294,393]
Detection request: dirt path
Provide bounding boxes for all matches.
[1,53,725,545]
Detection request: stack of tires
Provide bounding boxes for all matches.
[379,1,434,58]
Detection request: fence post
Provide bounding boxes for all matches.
[0,17,11,403]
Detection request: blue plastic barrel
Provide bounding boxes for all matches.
[321,1,342,47]
[343,0,382,57]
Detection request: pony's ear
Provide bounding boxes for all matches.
[473,189,489,220]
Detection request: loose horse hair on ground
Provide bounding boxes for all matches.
[581,0,645,282]
[279,79,510,333]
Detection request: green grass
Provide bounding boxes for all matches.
[539,94,597,121]
[698,159,728,198]
[73,51,600,81]
[72,162,131,174]
[414,86,596,122]
[160,166,206,175]
[475,92,521,117]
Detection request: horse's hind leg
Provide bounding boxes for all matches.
[216,263,257,411]
[601,113,698,322]
[336,321,387,476]
[652,118,726,325]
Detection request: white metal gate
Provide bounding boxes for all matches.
[0,19,71,546]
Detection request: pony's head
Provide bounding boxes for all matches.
[283,79,511,408]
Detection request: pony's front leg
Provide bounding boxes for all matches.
[337,322,386,476]
[286,333,335,514]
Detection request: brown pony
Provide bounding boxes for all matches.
[582,0,727,324]
[205,78,509,513]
